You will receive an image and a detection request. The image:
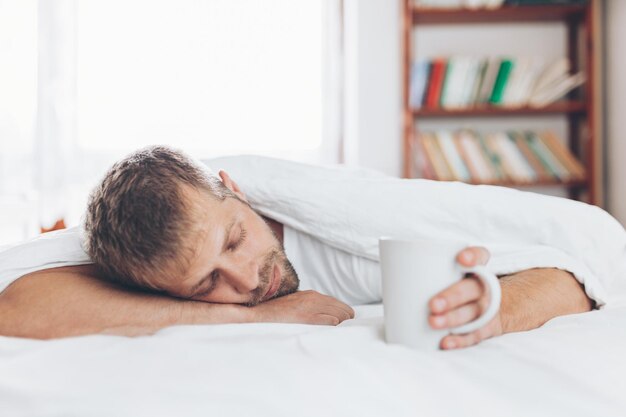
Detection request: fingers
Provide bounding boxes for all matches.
[314,314,341,326]
[429,301,481,329]
[316,291,355,319]
[456,246,490,267]
[321,304,353,324]
[429,276,483,314]
[439,325,492,350]
[299,291,355,325]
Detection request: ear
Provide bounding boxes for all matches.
[219,170,248,202]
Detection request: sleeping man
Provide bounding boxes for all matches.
[1,146,625,349]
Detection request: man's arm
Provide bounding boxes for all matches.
[0,265,354,339]
[429,247,594,350]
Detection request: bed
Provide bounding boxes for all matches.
[1,297,625,416]
[2,155,625,416]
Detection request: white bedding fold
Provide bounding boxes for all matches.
[206,156,626,307]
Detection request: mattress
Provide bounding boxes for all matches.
[1,302,625,417]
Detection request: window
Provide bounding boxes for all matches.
[77,0,325,157]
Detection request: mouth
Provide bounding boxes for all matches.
[264,263,281,301]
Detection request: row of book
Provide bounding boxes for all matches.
[414,129,586,183]
[413,0,586,8]
[410,57,585,109]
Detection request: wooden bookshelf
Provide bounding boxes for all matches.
[413,101,586,118]
[411,4,586,24]
[402,1,601,204]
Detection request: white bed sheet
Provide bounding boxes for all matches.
[1,303,625,417]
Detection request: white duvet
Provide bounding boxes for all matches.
[2,155,626,416]
[1,303,626,417]
[208,156,626,307]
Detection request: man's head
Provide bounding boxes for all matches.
[83,146,299,306]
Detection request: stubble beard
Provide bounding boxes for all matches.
[244,247,300,307]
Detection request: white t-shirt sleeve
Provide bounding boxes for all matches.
[0,227,92,294]
[283,225,381,305]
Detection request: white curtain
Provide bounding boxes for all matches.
[0,0,345,241]
[35,0,77,228]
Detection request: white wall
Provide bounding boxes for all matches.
[607,0,626,225]
[343,0,402,176]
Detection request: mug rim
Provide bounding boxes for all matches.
[379,236,472,246]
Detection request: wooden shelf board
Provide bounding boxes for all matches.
[414,178,588,188]
[412,101,586,118]
[412,5,587,25]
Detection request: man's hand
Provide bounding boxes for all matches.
[249,290,355,326]
[428,247,502,350]
[428,246,595,350]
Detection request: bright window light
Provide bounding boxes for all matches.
[76,0,323,157]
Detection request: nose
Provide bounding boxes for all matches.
[222,259,260,294]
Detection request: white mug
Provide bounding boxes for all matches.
[379,237,501,350]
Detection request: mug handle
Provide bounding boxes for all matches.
[448,265,502,335]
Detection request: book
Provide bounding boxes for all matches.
[511,57,545,107]
[489,59,514,105]
[436,130,471,181]
[421,132,454,180]
[409,61,431,109]
[492,132,535,181]
[425,58,447,108]
[454,132,479,182]
[539,132,586,179]
[486,133,517,180]
[468,59,489,106]
[414,134,437,179]
[529,72,586,108]
[478,58,502,104]
[509,130,554,181]
[439,58,457,108]
[456,130,495,182]
[476,132,507,181]
[530,58,570,97]
[459,58,482,107]
[441,57,472,108]
[503,132,538,181]
[525,131,570,181]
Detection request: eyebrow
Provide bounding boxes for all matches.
[188,218,237,298]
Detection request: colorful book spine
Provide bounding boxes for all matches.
[509,131,554,182]
[486,133,520,181]
[425,58,447,108]
[436,131,471,181]
[454,132,479,182]
[414,134,436,179]
[409,61,430,109]
[421,132,454,181]
[463,131,497,182]
[539,132,586,180]
[477,133,507,181]
[415,129,585,186]
[525,131,570,181]
[489,59,514,105]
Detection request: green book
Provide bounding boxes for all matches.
[489,59,514,105]
[476,132,506,180]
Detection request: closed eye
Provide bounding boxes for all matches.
[228,226,247,251]
[194,270,219,298]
